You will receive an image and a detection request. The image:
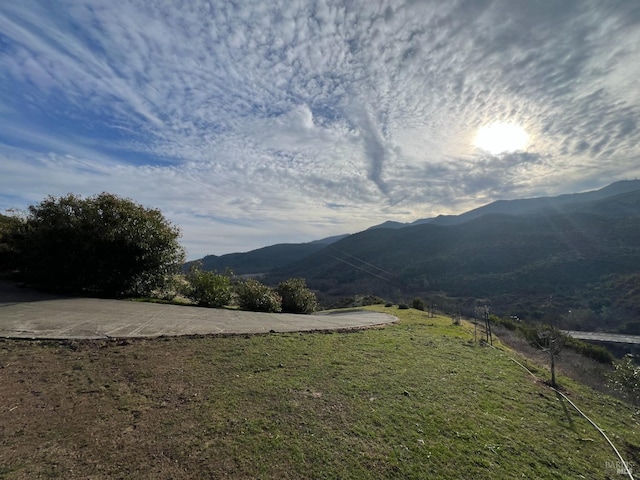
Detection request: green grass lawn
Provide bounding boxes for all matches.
[1,306,638,479]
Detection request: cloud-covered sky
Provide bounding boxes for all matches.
[1,0,639,259]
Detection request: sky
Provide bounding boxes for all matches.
[1,0,640,259]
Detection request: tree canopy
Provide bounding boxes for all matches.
[9,193,185,296]
[0,212,22,272]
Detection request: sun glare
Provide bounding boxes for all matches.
[474,122,529,155]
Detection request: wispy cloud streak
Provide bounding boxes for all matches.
[1,0,639,257]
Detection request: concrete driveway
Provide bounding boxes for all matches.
[0,281,397,339]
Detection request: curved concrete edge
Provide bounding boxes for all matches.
[0,297,398,340]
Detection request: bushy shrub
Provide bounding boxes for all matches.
[359,295,386,306]
[398,304,409,310]
[276,278,318,314]
[608,356,640,405]
[236,279,282,313]
[149,274,188,301]
[184,266,233,307]
[327,295,385,309]
[411,297,425,311]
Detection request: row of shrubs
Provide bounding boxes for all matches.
[181,266,318,314]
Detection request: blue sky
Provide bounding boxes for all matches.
[1,0,640,259]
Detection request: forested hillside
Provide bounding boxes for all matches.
[270,189,640,330]
[192,182,640,331]
[184,237,346,275]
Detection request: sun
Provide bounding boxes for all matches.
[474,122,529,155]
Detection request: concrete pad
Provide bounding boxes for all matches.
[0,282,397,339]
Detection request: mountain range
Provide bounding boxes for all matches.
[190,180,640,331]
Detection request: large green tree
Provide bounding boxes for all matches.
[0,212,23,272]
[12,193,185,296]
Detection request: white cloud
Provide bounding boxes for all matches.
[1,0,640,258]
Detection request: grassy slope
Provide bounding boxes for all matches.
[1,307,639,479]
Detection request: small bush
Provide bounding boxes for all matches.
[398,304,409,310]
[411,297,425,311]
[236,279,282,313]
[327,295,386,309]
[360,295,386,306]
[608,356,640,405]
[153,274,188,301]
[276,278,318,314]
[184,267,233,307]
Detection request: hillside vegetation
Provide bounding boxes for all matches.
[190,181,640,331]
[184,243,328,276]
[274,205,640,327]
[184,235,349,276]
[1,307,638,479]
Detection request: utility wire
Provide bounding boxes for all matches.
[328,247,396,277]
[327,247,409,289]
[326,254,392,283]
